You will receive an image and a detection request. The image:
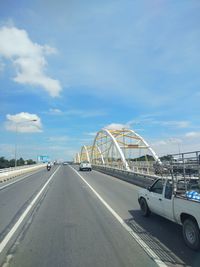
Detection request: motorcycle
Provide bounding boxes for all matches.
[47,165,51,171]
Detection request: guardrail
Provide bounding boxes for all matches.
[92,164,161,188]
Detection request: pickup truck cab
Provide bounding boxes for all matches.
[79,161,92,171]
[138,178,200,250]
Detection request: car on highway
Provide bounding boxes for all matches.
[79,161,92,171]
[138,177,200,250]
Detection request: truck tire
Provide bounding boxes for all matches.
[139,198,150,217]
[183,219,200,250]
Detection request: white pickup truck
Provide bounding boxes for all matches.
[138,177,200,250]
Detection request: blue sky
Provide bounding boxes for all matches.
[0,0,200,161]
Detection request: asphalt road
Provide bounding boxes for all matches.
[72,165,200,267]
[0,165,200,267]
[0,167,50,239]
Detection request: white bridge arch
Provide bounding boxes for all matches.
[79,144,105,165]
[76,127,161,174]
[91,128,161,171]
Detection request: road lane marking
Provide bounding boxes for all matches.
[69,166,168,267]
[0,166,60,254]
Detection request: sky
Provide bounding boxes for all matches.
[0,0,200,162]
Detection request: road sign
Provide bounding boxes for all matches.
[37,155,49,163]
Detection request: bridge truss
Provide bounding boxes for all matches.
[76,128,161,174]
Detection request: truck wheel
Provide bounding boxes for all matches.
[139,198,150,217]
[183,219,200,250]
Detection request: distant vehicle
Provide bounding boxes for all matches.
[138,177,200,250]
[63,162,68,165]
[79,161,92,171]
[46,162,51,171]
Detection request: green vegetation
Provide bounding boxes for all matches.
[159,155,174,162]
[129,155,155,162]
[0,157,36,169]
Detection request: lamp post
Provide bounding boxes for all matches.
[14,119,37,167]
[168,138,181,155]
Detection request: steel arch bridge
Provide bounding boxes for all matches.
[76,128,161,174]
[74,152,80,164]
[79,145,92,162]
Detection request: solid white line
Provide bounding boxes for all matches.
[0,166,60,254]
[0,169,44,191]
[69,166,168,267]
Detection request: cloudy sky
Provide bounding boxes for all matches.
[0,0,200,161]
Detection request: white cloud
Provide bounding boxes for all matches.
[151,137,181,156]
[152,140,168,146]
[127,116,191,130]
[48,108,63,115]
[5,112,42,133]
[162,121,190,128]
[168,138,182,144]
[104,123,130,130]
[185,132,200,138]
[0,26,61,97]
[151,138,182,147]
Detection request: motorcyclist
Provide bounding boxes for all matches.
[47,162,51,171]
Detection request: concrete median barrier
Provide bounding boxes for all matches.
[0,164,45,183]
[92,165,159,188]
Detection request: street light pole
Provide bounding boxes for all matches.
[14,119,37,167]
[168,138,181,156]
[14,123,18,167]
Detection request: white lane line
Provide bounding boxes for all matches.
[69,166,168,267]
[0,169,44,191]
[0,166,60,254]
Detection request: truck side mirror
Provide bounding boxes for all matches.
[147,186,151,191]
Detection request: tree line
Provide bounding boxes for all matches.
[0,157,36,169]
[128,155,174,162]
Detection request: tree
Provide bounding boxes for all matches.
[159,155,174,162]
[26,159,36,165]
[0,157,9,168]
[129,154,155,162]
[17,157,25,166]
[0,157,36,168]
[9,159,15,167]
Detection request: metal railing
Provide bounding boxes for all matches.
[89,151,200,188]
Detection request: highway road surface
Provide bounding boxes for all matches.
[0,164,200,267]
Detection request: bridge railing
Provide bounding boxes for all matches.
[75,151,200,188]
[92,164,161,188]
[91,156,200,188]
[98,161,157,176]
